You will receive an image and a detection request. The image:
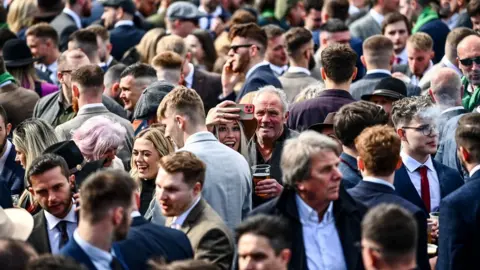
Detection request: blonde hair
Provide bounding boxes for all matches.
[136,28,166,64]
[7,0,36,34]
[214,121,254,166]
[407,32,434,51]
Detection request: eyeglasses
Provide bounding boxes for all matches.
[402,124,437,136]
[229,44,254,53]
[459,56,480,66]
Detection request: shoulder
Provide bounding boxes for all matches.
[443,178,480,205]
[350,14,373,28]
[420,19,449,31]
[37,91,59,105]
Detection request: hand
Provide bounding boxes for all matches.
[255,179,283,198]
[211,17,226,37]
[430,219,439,240]
[429,256,437,270]
[221,58,242,97]
[73,192,81,212]
[206,101,240,130]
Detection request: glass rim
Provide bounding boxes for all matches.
[251,164,271,170]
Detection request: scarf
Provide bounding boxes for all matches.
[461,76,480,111]
[0,72,16,86]
[412,7,438,33]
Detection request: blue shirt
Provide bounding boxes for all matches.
[73,230,117,270]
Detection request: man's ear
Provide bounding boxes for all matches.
[430,50,435,61]
[395,158,403,170]
[28,186,34,196]
[460,146,470,163]
[69,174,76,190]
[321,11,328,23]
[72,84,80,98]
[112,207,124,226]
[57,71,64,84]
[283,111,289,123]
[321,67,326,80]
[396,128,407,142]
[175,115,186,130]
[351,67,358,81]
[357,156,365,172]
[106,43,113,54]
[429,89,436,102]
[360,55,366,68]
[6,123,11,136]
[193,182,202,196]
[279,249,292,265]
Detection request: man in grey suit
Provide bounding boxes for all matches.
[279,27,321,102]
[350,35,420,100]
[156,85,252,232]
[55,65,133,167]
[50,0,93,51]
[349,0,399,41]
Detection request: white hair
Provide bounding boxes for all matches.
[253,85,289,113]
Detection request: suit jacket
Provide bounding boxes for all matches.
[50,12,79,51]
[394,161,464,215]
[437,170,480,270]
[350,72,421,100]
[0,178,12,208]
[287,89,356,131]
[251,186,366,270]
[191,67,222,114]
[0,83,39,129]
[339,152,362,189]
[27,210,52,254]
[438,107,468,142]
[118,216,193,269]
[165,199,234,270]
[110,25,146,61]
[33,90,127,127]
[348,181,430,270]
[1,143,25,195]
[279,71,321,102]
[54,104,134,166]
[234,64,282,102]
[417,19,450,64]
[418,60,448,91]
[349,13,381,41]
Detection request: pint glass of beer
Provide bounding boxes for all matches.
[251,165,270,198]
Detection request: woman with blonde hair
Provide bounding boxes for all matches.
[12,118,59,214]
[122,28,166,65]
[131,127,174,217]
[6,0,36,38]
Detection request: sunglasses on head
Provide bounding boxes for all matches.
[459,56,480,66]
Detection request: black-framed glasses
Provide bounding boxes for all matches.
[402,124,437,136]
[459,56,480,66]
[229,44,254,53]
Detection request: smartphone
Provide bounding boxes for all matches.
[227,104,255,120]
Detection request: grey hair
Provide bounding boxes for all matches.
[294,83,325,103]
[430,68,462,107]
[282,131,340,186]
[391,96,434,128]
[253,85,289,113]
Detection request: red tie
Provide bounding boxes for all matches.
[418,166,431,213]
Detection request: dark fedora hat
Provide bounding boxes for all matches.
[361,77,407,101]
[33,0,64,20]
[309,112,336,133]
[2,39,39,68]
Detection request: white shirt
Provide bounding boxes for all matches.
[366,69,391,76]
[246,61,270,80]
[185,63,195,88]
[78,103,105,115]
[349,5,360,15]
[199,5,222,30]
[269,63,288,76]
[470,164,480,177]
[73,230,114,270]
[131,210,142,218]
[400,152,441,212]
[63,8,82,29]
[363,176,395,190]
[44,203,77,254]
[410,61,433,86]
[0,140,12,174]
[114,20,134,28]
[170,196,201,229]
[288,66,311,76]
[99,56,114,69]
[441,106,465,115]
[396,48,408,65]
[441,57,462,77]
[37,61,59,85]
[296,195,347,270]
[369,9,384,26]
[443,12,459,30]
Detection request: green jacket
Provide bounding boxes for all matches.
[461,76,480,111]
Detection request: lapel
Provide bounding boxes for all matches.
[191,67,205,95]
[432,160,447,198]
[1,147,16,183]
[395,164,427,213]
[29,210,52,253]
[180,199,207,235]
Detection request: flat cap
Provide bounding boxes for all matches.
[167,1,207,20]
[133,80,175,120]
[99,0,136,15]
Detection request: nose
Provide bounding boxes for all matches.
[333,166,343,181]
[158,188,167,202]
[48,192,58,204]
[135,153,144,163]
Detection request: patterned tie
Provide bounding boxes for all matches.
[110,256,124,270]
[417,166,431,213]
[57,221,69,249]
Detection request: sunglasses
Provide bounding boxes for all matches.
[229,44,254,53]
[459,56,480,66]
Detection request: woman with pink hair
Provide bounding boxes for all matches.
[72,116,127,170]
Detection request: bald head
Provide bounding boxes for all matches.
[58,49,91,72]
[457,35,480,87]
[430,68,462,107]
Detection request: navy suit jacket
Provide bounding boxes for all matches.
[0,178,12,208]
[339,152,362,189]
[235,65,282,102]
[61,239,128,270]
[437,171,480,270]
[394,161,464,215]
[117,216,193,269]
[417,19,450,64]
[110,25,146,61]
[1,144,25,195]
[348,181,430,270]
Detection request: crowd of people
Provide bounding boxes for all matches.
[0,0,479,269]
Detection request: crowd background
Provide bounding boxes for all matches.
[0,0,480,270]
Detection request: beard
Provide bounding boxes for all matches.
[308,55,316,70]
[43,189,73,218]
[0,134,7,154]
[113,212,130,241]
[232,53,250,73]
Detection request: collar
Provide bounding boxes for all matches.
[269,63,288,76]
[441,57,462,76]
[444,12,459,29]
[441,106,465,115]
[78,103,105,114]
[288,66,310,75]
[63,8,82,29]
[397,48,408,62]
[171,196,201,227]
[44,202,77,230]
[246,61,269,80]
[99,56,114,68]
[470,164,480,177]
[477,106,480,113]
[135,11,144,20]
[400,151,435,173]
[48,61,58,71]
[349,5,360,15]
[185,63,195,87]
[296,194,334,224]
[363,176,395,190]
[366,69,391,75]
[130,210,141,218]
[114,20,134,28]
[369,9,384,26]
[0,81,13,88]
[183,131,217,146]
[73,230,113,263]
[198,5,222,17]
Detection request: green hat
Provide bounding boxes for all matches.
[274,0,300,21]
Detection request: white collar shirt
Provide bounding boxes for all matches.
[185,63,195,88]
[441,57,462,77]
[114,20,134,28]
[44,203,77,254]
[246,61,270,80]
[170,196,201,229]
[396,48,408,65]
[199,5,222,30]
[469,164,480,177]
[410,61,433,86]
[73,230,115,270]
[363,176,395,190]
[288,66,311,76]
[63,8,82,29]
[366,69,391,76]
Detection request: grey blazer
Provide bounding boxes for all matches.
[55,104,134,166]
[279,71,323,102]
[50,12,78,51]
[152,132,252,232]
[349,73,421,100]
[349,14,381,41]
